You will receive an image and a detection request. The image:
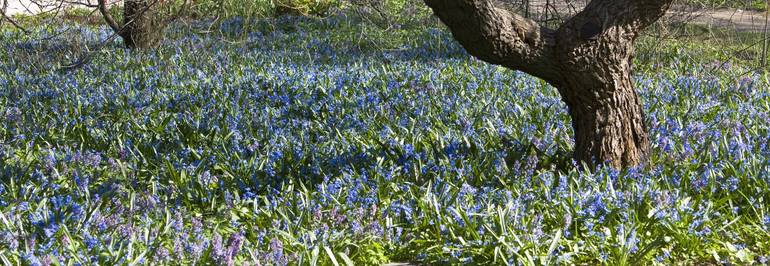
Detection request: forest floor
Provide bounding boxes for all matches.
[2,2,770,265]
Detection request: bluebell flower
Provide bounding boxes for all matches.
[84,234,99,250]
[1,231,18,250]
[44,223,60,238]
[269,237,287,265]
[23,252,42,266]
[154,247,170,263]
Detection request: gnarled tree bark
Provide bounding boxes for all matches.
[424,0,673,168]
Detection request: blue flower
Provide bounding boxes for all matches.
[84,234,99,250]
[44,223,60,238]
[22,252,42,266]
[269,237,287,265]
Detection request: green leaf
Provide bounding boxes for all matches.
[324,246,339,266]
[547,229,562,263]
[128,250,147,266]
[337,252,355,266]
[736,248,754,263]
[311,246,320,266]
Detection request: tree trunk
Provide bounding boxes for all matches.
[98,0,165,49]
[424,0,671,168]
[123,0,163,49]
[557,70,650,168]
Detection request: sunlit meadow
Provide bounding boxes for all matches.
[1,13,770,265]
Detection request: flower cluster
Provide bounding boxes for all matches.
[1,13,769,265]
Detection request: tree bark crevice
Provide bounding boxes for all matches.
[560,73,650,168]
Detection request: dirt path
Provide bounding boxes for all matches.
[5,0,50,16]
[672,7,769,32]
[4,0,770,33]
[4,0,101,16]
[521,0,769,32]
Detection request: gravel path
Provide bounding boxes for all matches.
[674,7,769,32]
[4,0,100,16]
[5,0,52,16]
[520,0,769,32]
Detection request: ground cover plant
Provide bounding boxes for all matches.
[1,11,770,265]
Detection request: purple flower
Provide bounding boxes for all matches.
[625,229,639,254]
[269,237,287,265]
[1,231,18,250]
[84,234,99,250]
[23,253,42,266]
[154,247,170,263]
[224,232,244,266]
[211,233,225,261]
[458,183,477,198]
[44,223,59,238]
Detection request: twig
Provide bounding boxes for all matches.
[58,27,123,72]
[161,0,191,25]
[59,0,171,72]
[761,0,769,68]
[707,34,770,79]
[1,0,5,28]
[1,0,31,34]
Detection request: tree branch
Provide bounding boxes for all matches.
[1,7,31,34]
[549,0,674,77]
[424,0,675,83]
[557,0,674,44]
[61,0,167,71]
[1,0,6,27]
[98,0,122,34]
[423,0,560,83]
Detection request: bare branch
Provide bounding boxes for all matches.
[62,0,167,71]
[1,3,31,34]
[98,0,122,34]
[61,0,100,8]
[58,28,123,71]
[557,0,674,43]
[1,0,5,28]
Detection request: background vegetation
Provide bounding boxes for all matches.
[687,0,767,10]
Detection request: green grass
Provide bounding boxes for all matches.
[684,0,768,11]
